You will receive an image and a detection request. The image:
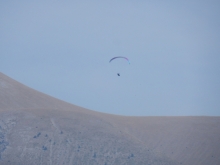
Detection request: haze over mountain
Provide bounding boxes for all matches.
[0,72,219,165]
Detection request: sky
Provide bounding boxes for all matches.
[1,0,220,116]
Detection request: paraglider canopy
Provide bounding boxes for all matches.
[109,56,130,64]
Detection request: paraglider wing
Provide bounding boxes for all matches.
[109,56,130,64]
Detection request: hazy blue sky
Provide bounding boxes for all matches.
[1,1,220,116]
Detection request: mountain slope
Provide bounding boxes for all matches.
[0,72,220,165]
[0,72,175,165]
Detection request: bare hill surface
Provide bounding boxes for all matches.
[0,72,219,165]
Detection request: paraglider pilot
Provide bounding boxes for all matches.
[117,73,120,76]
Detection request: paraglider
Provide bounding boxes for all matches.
[109,56,130,76]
